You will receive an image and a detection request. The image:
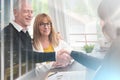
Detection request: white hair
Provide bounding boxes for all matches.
[13,0,32,10]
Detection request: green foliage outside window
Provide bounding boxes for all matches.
[32,0,48,16]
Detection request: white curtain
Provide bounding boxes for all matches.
[48,0,68,41]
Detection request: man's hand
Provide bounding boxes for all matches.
[57,49,72,55]
[53,49,72,68]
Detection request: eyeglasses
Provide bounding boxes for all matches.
[39,22,51,27]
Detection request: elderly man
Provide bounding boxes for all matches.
[2,0,55,79]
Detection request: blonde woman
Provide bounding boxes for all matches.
[33,13,73,75]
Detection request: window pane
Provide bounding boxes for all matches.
[64,0,102,48]
[32,0,49,16]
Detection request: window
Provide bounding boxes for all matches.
[64,0,102,49]
[32,0,49,16]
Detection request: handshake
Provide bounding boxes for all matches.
[53,49,73,68]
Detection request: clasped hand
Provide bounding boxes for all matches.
[53,49,72,68]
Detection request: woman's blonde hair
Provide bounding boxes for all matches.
[33,13,59,50]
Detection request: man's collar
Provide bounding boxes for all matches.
[11,21,28,32]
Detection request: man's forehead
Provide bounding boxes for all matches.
[20,0,32,7]
[21,2,33,10]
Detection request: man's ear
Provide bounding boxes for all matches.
[13,9,18,17]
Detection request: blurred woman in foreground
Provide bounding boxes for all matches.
[60,0,120,80]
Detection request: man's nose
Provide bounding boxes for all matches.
[28,11,33,18]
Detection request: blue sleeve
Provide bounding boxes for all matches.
[70,51,102,70]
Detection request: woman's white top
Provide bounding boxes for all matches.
[33,40,73,76]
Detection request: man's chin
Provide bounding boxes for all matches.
[25,23,31,26]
